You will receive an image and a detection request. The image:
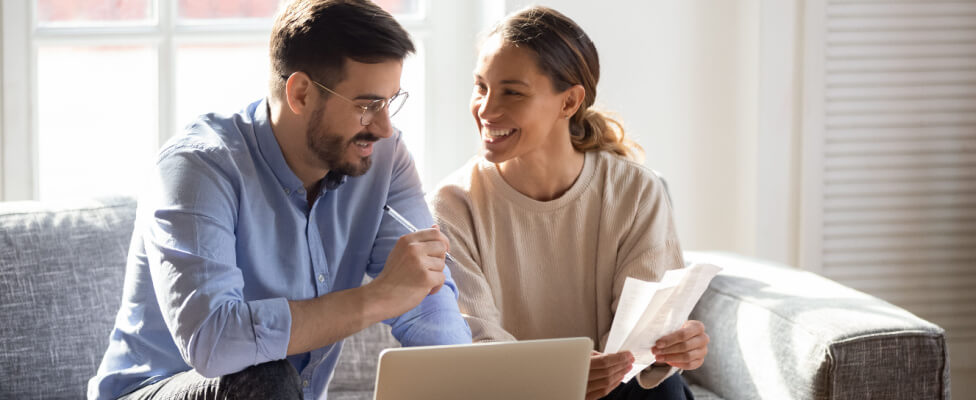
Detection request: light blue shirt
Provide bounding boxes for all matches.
[88,99,471,400]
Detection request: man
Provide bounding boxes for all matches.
[88,1,471,399]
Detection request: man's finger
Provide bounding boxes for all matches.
[399,227,447,243]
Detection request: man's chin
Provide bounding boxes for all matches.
[336,156,372,177]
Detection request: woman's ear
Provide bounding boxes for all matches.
[284,72,314,116]
[561,84,585,119]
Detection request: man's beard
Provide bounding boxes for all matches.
[306,106,378,177]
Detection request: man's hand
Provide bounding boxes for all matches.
[586,350,633,400]
[367,227,450,319]
[651,320,709,370]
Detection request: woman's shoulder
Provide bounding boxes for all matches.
[591,151,668,197]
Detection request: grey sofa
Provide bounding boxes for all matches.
[0,197,950,399]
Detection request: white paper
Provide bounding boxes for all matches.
[603,263,721,382]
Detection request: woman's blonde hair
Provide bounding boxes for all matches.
[490,6,644,162]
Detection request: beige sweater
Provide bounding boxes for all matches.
[429,150,685,388]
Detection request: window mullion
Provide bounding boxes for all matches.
[2,0,34,200]
[158,0,176,150]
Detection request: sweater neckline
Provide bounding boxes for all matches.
[482,151,597,212]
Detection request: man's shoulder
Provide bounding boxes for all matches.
[158,106,257,163]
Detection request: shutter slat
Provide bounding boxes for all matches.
[827,2,976,17]
[825,192,976,210]
[826,97,976,115]
[828,83,976,101]
[824,220,976,237]
[828,29,976,46]
[825,206,976,224]
[824,259,976,278]
[828,15,976,31]
[823,179,976,197]
[822,246,976,265]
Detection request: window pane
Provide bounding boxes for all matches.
[175,43,270,129]
[374,0,420,16]
[37,46,157,201]
[178,0,279,20]
[36,0,154,25]
[176,0,420,20]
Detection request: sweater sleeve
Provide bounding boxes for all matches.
[610,171,685,389]
[428,184,517,343]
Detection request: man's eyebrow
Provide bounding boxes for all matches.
[351,89,401,101]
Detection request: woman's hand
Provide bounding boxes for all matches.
[586,350,634,400]
[651,320,709,370]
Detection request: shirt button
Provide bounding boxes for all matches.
[303,379,309,387]
[317,274,325,283]
[284,188,291,195]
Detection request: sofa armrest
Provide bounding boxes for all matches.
[683,252,949,400]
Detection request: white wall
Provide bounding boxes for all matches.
[478,0,765,257]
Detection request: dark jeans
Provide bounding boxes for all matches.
[117,360,303,400]
[601,374,695,400]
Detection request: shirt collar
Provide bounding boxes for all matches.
[253,98,347,196]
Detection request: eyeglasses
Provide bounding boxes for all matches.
[282,74,408,126]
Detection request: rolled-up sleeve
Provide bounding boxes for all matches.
[144,145,292,378]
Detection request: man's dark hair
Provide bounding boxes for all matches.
[269,0,415,98]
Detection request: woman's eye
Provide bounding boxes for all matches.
[474,83,487,93]
[504,90,523,96]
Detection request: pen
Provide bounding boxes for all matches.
[383,204,458,265]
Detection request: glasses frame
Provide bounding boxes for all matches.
[281,74,408,126]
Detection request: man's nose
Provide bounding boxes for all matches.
[367,108,394,138]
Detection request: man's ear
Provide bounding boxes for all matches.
[284,72,315,116]
[561,84,585,119]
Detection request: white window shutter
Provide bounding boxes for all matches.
[801,0,976,390]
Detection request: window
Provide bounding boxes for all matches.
[2,0,431,200]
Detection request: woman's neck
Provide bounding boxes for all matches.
[496,140,585,202]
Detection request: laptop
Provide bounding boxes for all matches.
[373,337,592,400]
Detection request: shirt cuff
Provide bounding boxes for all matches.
[636,363,679,389]
[248,297,292,363]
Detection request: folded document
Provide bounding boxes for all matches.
[604,263,722,382]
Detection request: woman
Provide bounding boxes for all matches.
[429,6,708,400]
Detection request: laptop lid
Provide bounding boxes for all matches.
[373,337,592,400]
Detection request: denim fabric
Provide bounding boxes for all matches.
[118,360,303,400]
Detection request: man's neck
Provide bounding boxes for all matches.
[268,98,329,191]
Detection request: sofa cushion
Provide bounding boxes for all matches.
[0,197,135,399]
[683,251,948,400]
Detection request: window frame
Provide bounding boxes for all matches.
[1,0,444,201]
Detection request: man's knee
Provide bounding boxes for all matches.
[218,359,303,400]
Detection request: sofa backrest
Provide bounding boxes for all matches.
[0,197,136,399]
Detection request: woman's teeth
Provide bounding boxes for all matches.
[355,140,370,147]
[485,128,515,138]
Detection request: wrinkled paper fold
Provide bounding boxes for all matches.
[604,263,722,382]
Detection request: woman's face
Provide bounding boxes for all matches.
[470,36,570,164]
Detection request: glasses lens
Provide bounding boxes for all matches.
[360,91,409,125]
[388,91,408,118]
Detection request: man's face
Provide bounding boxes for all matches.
[305,59,402,177]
